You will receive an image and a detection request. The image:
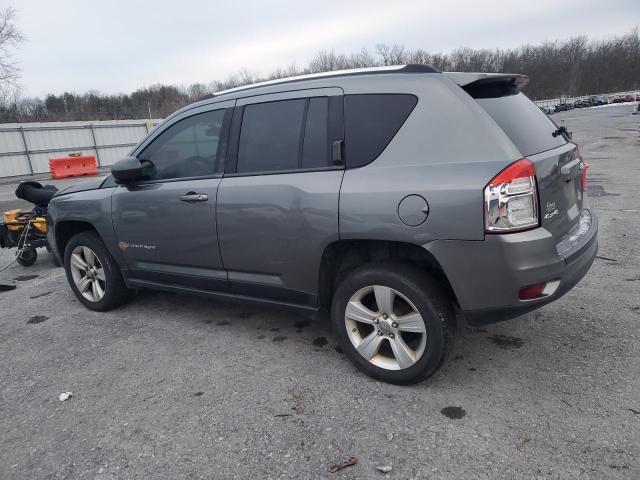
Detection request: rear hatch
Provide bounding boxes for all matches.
[449,73,584,241]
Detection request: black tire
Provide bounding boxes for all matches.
[17,247,37,267]
[63,231,130,311]
[331,261,455,385]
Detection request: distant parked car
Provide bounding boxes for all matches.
[574,99,592,108]
[611,95,633,103]
[590,95,607,106]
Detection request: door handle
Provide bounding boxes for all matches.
[179,192,208,202]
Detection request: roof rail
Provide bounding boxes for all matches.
[205,64,440,99]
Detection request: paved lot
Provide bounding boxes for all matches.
[0,105,638,479]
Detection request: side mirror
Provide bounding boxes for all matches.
[112,157,143,184]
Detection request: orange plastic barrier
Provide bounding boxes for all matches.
[49,154,97,179]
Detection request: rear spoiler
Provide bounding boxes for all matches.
[444,72,529,99]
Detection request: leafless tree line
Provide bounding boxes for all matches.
[1,27,639,123]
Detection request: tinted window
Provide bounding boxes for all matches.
[476,92,567,156]
[344,94,417,168]
[302,97,329,169]
[237,99,306,173]
[138,109,225,180]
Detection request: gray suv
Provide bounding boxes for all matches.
[48,65,598,384]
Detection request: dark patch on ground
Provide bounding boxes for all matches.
[441,406,466,419]
[453,355,463,361]
[288,389,304,414]
[233,311,252,319]
[465,326,487,333]
[29,291,52,299]
[586,184,620,197]
[205,319,213,324]
[14,274,39,281]
[602,136,625,139]
[27,315,48,324]
[216,321,230,326]
[489,335,524,350]
[194,392,204,397]
[257,334,266,339]
[312,337,328,347]
[630,306,640,312]
[628,408,640,415]
[273,336,287,342]
[469,368,477,371]
[294,320,310,329]
[624,276,640,281]
[271,327,280,332]
[334,345,344,355]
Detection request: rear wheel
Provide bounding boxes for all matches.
[64,231,129,311]
[16,247,37,267]
[332,262,455,385]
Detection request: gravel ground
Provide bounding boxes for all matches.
[0,104,638,479]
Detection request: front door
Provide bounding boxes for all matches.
[112,101,233,292]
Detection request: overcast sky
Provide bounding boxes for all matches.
[11,0,640,97]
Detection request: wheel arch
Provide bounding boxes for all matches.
[54,221,99,258]
[318,239,460,311]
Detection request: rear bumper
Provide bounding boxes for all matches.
[424,209,598,325]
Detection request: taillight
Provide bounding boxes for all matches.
[484,158,539,233]
[576,145,589,192]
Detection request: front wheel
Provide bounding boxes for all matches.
[64,231,130,311]
[332,262,455,385]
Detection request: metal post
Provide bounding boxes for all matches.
[89,124,101,167]
[18,126,34,175]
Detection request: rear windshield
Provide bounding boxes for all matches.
[476,92,567,156]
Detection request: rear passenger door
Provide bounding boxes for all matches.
[217,88,344,307]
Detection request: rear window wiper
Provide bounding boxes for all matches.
[552,125,571,139]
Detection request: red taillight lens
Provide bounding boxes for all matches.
[580,162,589,191]
[489,158,535,186]
[576,145,589,192]
[484,158,539,233]
[518,283,546,300]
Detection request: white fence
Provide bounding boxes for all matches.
[0,119,161,178]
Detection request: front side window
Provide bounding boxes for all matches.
[236,97,332,174]
[138,109,225,181]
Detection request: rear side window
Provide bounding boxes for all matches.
[302,97,329,169]
[238,99,306,173]
[476,92,567,156]
[344,94,417,168]
[236,97,335,174]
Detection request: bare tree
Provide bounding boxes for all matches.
[0,7,24,94]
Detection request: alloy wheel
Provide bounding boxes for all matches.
[344,285,427,370]
[69,246,106,302]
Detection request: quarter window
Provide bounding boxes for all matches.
[138,109,225,181]
[344,94,417,168]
